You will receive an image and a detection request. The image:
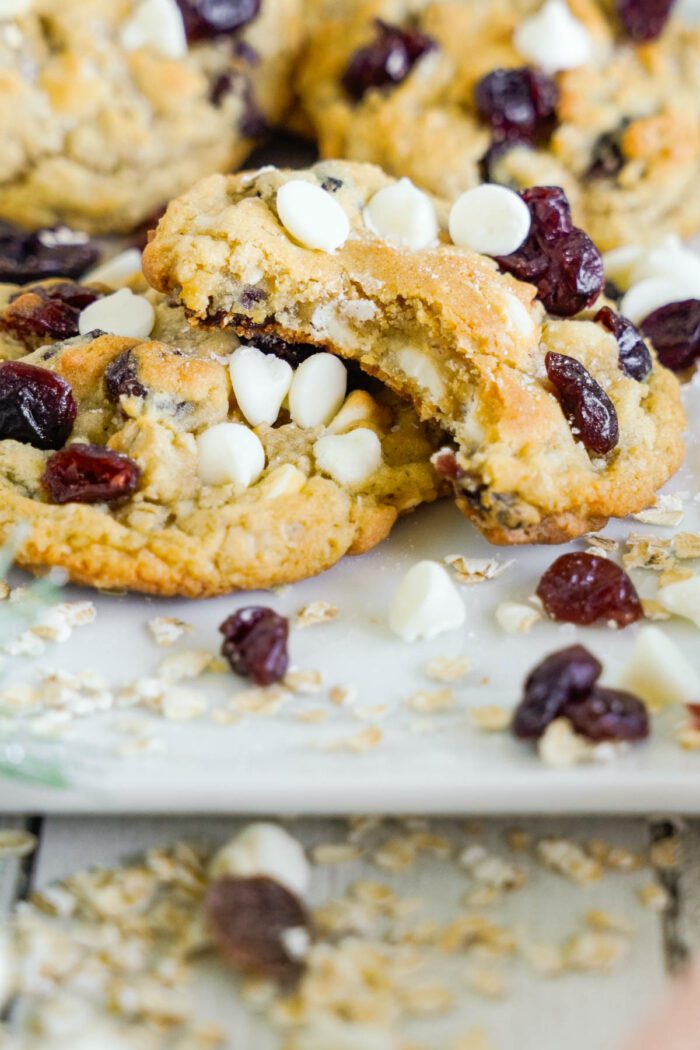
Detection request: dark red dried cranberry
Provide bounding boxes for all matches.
[43,444,141,504]
[512,644,602,739]
[175,0,260,40]
[209,71,267,137]
[206,876,310,982]
[0,361,76,450]
[0,223,99,285]
[341,19,436,100]
[563,687,649,742]
[2,281,100,345]
[475,67,558,145]
[495,187,604,317]
[536,552,643,627]
[244,333,317,369]
[594,306,652,381]
[640,299,700,372]
[545,351,619,454]
[433,449,466,481]
[617,0,674,41]
[220,606,289,685]
[104,351,147,403]
[586,126,627,180]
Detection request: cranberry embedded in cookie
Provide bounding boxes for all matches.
[0,361,76,450]
[341,19,436,100]
[43,445,142,505]
[545,351,619,455]
[0,223,100,285]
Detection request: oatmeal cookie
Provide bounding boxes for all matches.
[143,161,685,544]
[0,0,301,234]
[295,0,700,251]
[0,310,441,596]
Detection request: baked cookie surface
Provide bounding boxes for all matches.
[295,0,700,251]
[143,160,685,544]
[0,0,301,234]
[0,292,441,596]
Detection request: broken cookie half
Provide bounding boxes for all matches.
[144,160,684,545]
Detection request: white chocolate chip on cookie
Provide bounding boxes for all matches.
[120,0,188,59]
[364,177,439,251]
[197,423,265,488]
[0,0,31,18]
[389,561,466,642]
[78,288,155,339]
[658,576,700,628]
[395,346,446,401]
[449,185,531,257]
[289,353,347,429]
[85,249,143,288]
[229,345,293,427]
[620,277,695,325]
[314,427,383,486]
[276,180,350,253]
[513,0,593,73]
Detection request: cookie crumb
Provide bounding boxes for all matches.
[445,554,513,584]
[147,616,192,647]
[295,601,338,628]
[424,655,471,682]
[469,705,510,732]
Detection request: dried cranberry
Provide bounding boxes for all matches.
[209,71,267,137]
[0,222,99,285]
[594,306,652,381]
[536,552,643,627]
[206,876,310,982]
[617,0,674,41]
[433,449,466,481]
[0,361,76,450]
[2,281,100,345]
[563,687,649,742]
[586,126,627,180]
[220,606,289,685]
[242,332,316,369]
[495,187,604,317]
[341,19,436,100]
[104,351,147,403]
[512,644,602,739]
[43,444,141,504]
[545,351,619,454]
[175,0,261,40]
[475,67,558,146]
[640,299,700,372]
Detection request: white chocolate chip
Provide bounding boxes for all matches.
[449,185,531,257]
[314,428,383,486]
[658,577,700,628]
[276,179,350,253]
[495,601,541,634]
[229,344,293,426]
[120,0,188,59]
[395,347,445,400]
[513,0,594,73]
[0,0,30,17]
[605,236,700,294]
[289,353,347,429]
[617,626,700,709]
[363,177,438,251]
[209,822,310,897]
[78,288,155,339]
[620,278,696,326]
[197,423,265,488]
[389,560,466,642]
[538,718,593,768]
[84,249,143,288]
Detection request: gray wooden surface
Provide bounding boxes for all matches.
[0,815,697,1049]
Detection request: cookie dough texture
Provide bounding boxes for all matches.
[0,0,301,234]
[295,0,700,250]
[144,160,685,544]
[0,305,441,596]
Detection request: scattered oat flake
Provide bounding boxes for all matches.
[678,725,700,750]
[641,598,671,620]
[407,688,454,713]
[329,684,358,706]
[623,534,675,571]
[158,649,213,682]
[424,656,471,682]
[444,554,513,584]
[638,882,670,912]
[284,669,323,694]
[585,534,619,555]
[465,967,507,999]
[450,1032,497,1050]
[538,717,593,768]
[295,708,328,723]
[295,601,338,628]
[585,909,634,935]
[495,601,541,635]
[675,532,700,560]
[650,834,681,871]
[537,838,602,884]
[147,616,192,647]
[470,705,510,732]
[0,828,37,858]
[353,704,390,721]
[659,566,695,587]
[373,837,417,872]
[564,930,629,972]
[230,685,289,716]
[633,494,685,527]
[312,843,363,865]
[326,726,383,752]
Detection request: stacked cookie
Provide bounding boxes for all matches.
[0,0,697,596]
